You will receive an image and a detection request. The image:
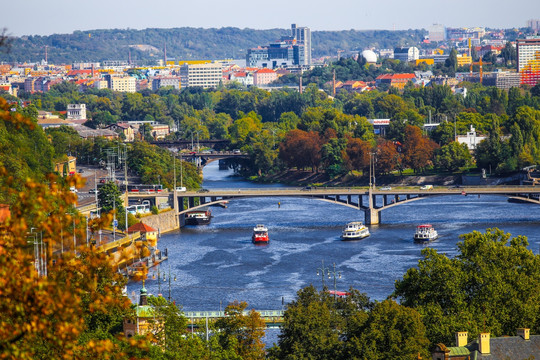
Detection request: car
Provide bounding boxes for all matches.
[420,185,433,190]
[301,186,313,191]
[69,186,78,193]
[89,188,98,194]
[380,186,392,191]
[78,169,84,174]
[197,188,209,193]
[175,186,187,192]
[232,149,241,154]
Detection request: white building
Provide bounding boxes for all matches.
[393,47,419,62]
[457,126,487,150]
[67,104,86,120]
[179,63,222,88]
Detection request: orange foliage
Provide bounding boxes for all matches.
[0,107,148,359]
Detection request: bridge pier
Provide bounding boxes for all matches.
[364,207,380,225]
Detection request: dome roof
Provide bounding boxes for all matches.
[361,50,377,63]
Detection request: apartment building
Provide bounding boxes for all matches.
[179,62,222,88]
[516,37,540,86]
[107,75,137,92]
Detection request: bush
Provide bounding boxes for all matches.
[151,205,159,215]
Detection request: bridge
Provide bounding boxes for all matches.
[128,185,540,225]
[184,309,284,329]
[153,139,231,151]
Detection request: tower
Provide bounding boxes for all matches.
[291,24,311,65]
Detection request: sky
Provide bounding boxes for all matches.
[3,0,540,37]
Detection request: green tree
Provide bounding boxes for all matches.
[434,142,473,172]
[321,137,347,177]
[394,228,540,345]
[214,301,266,360]
[269,286,344,360]
[98,181,124,214]
[345,300,430,360]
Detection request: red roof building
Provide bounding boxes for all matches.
[376,73,416,89]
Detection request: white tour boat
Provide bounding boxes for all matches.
[341,222,370,240]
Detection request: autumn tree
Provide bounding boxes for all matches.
[0,101,148,359]
[344,137,372,174]
[279,129,322,171]
[402,125,438,173]
[375,139,400,175]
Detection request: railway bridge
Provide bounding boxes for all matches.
[128,186,540,225]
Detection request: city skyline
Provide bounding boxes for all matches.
[3,0,540,37]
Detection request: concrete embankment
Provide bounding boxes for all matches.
[138,209,180,235]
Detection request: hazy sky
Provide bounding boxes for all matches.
[4,0,540,37]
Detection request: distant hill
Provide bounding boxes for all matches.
[0,27,426,64]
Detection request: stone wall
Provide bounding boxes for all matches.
[139,210,179,235]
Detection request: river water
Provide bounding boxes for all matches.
[127,162,540,313]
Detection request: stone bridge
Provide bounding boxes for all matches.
[128,186,540,225]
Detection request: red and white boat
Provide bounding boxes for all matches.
[252,224,269,244]
[414,224,438,242]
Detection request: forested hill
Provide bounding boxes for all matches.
[1,27,426,64]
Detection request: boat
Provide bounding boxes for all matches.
[185,207,212,225]
[413,224,438,242]
[252,224,269,244]
[341,222,370,240]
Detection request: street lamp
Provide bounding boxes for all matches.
[316,260,329,289]
[328,262,341,301]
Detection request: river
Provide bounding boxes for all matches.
[127,161,540,314]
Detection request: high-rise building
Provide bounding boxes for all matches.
[291,24,311,65]
[527,19,540,32]
[516,37,540,86]
[429,24,446,42]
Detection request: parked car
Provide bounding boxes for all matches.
[232,149,241,154]
[420,185,433,190]
[301,186,313,191]
[175,186,187,192]
[380,186,392,191]
[197,188,209,193]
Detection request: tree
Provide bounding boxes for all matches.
[375,139,399,175]
[394,228,540,345]
[98,181,124,215]
[345,137,372,173]
[214,301,266,360]
[344,300,430,360]
[434,142,473,172]
[269,286,345,360]
[0,103,148,358]
[279,129,322,171]
[321,137,347,177]
[402,125,438,173]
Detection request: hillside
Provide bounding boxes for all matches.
[0,27,426,64]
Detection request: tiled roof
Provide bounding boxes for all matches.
[256,68,276,74]
[376,73,416,80]
[128,222,157,233]
[470,335,540,359]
